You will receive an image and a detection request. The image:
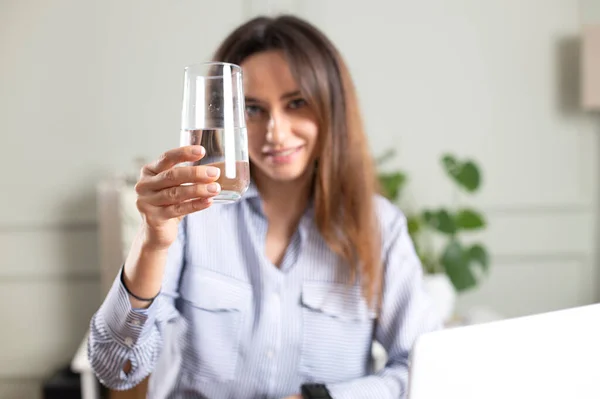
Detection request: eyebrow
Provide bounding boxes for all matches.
[245,90,302,103]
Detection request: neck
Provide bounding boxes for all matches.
[253,170,313,223]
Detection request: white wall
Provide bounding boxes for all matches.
[0,0,598,397]
[582,0,600,24]
[289,0,600,317]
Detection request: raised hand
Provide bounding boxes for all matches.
[134,145,221,250]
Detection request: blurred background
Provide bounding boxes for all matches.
[1,0,600,398]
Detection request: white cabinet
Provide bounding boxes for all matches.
[96,177,140,297]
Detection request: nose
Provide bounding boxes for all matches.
[266,111,290,145]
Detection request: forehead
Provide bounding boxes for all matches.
[241,50,299,95]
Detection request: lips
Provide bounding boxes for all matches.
[263,145,303,157]
[262,145,304,164]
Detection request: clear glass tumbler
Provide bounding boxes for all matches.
[180,62,250,203]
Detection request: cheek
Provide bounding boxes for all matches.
[297,120,319,148]
[246,125,264,150]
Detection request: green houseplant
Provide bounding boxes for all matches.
[377,149,490,293]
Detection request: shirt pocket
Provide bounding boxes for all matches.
[179,269,252,382]
[299,282,376,383]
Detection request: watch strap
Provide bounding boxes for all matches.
[301,383,332,399]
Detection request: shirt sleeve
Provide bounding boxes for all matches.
[87,218,187,390]
[327,207,443,399]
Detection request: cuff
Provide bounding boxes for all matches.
[97,268,160,348]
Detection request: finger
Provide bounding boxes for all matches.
[161,197,214,218]
[142,146,205,176]
[145,182,221,206]
[139,164,221,193]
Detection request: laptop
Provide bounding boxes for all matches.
[407,304,600,399]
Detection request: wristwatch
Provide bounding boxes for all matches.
[301,383,332,399]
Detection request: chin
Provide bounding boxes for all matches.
[267,166,309,182]
[251,153,314,183]
[253,160,311,182]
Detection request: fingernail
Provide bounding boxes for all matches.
[191,146,204,155]
[206,167,220,177]
[207,183,221,193]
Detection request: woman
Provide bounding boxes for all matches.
[88,14,441,399]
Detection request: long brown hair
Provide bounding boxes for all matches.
[213,15,382,307]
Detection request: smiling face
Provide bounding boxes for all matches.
[241,50,319,185]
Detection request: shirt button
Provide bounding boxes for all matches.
[266,350,274,359]
[131,319,141,326]
[124,337,134,347]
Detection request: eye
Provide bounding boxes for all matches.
[288,98,307,110]
[245,104,264,118]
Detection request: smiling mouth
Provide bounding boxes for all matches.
[263,145,304,157]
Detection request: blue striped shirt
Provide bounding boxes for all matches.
[88,183,442,398]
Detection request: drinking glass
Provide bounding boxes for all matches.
[180,62,250,203]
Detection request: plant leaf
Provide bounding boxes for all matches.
[441,154,460,178]
[420,254,438,275]
[407,214,421,236]
[441,154,481,192]
[467,244,490,273]
[378,172,407,202]
[457,161,481,192]
[441,240,477,292]
[423,209,456,235]
[455,209,486,230]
